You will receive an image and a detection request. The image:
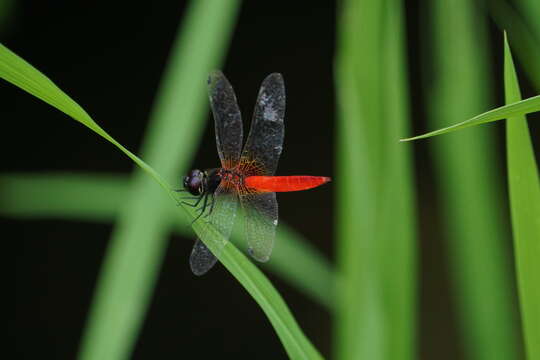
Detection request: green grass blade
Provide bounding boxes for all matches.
[334,0,417,359]
[0,43,165,188]
[401,95,540,141]
[76,1,241,358]
[0,173,125,221]
[334,0,385,358]
[0,172,335,310]
[504,35,540,360]
[378,0,417,358]
[194,219,323,360]
[425,1,521,359]
[1,2,324,358]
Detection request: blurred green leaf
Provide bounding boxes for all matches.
[0,173,124,221]
[378,0,417,358]
[76,1,241,357]
[334,0,416,359]
[490,0,540,91]
[504,35,540,360]
[334,0,385,358]
[1,1,324,358]
[0,172,335,310]
[401,95,540,141]
[424,1,521,359]
[515,0,540,44]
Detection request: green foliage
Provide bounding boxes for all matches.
[0,1,323,358]
[0,172,334,309]
[4,1,540,359]
[490,0,540,91]
[334,0,416,359]
[505,36,540,360]
[424,1,521,359]
[401,95,540,141]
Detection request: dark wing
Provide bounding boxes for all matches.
[240,73,285,175]
[240,192,278,262]
[208,71,243,168]
[189,185,238,275]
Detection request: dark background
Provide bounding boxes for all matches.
[5,1,537,359]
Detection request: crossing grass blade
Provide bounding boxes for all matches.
[0,172,335,310]
[424,1,521,359]
[504,35,540,360]
[400,95,540,141]
[334,0,416,359]
[0,1,324,358]
[74,1,241,358]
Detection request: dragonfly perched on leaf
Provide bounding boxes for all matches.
[178,71,330,275]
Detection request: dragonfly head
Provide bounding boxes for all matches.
[183,169,205,196]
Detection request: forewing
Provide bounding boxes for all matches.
[241,73,285,175]
[240,192,278,262]
[208,70,243,168]
[189,186,238,275]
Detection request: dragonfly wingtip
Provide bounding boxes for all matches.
[248,247,270,262]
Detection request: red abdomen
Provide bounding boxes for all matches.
[245,176,331,192]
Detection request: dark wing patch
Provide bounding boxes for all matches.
[208,70,243,168]
[241,73,285,175]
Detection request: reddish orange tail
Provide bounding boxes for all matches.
[245,176,331,192]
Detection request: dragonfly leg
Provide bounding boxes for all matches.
[180,194,204,208]
[203,193,216,218]
[191,194,209,225]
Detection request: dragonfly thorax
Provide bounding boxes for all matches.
[215,168,244,187]
[205,168,224,194]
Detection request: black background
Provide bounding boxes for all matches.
[5,1,538,359]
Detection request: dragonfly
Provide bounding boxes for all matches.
[180,71,330,275]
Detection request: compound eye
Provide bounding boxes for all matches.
[183,169,203,196]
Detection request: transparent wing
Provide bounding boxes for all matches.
[208,70,243,168]
[189,185,238,275]
[241,73,285,176]
[240,192,278,262]
[189,239,218,276]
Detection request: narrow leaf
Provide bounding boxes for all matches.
[0,6,323,359]
[401,95,540,141]
[0,172,335,310]
[0,43,166,188]
[334,0,417,359]
[504,35,540,360]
